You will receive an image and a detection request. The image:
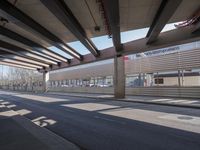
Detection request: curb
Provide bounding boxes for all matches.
[1,89,200,109]
[47,92,200,109]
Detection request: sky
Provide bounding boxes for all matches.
[0,22,179,74]
[49,22,179,58]
[51,22,180,73]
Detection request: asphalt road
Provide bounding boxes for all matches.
[0,91,200,150]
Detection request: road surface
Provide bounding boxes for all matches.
[0,91,200,150]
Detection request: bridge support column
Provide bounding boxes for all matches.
[114,56,125,98]
[43,71,49,92]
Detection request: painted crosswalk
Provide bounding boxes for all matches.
[151,99,200,105]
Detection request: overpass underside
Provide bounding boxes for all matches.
[1,0,200,98]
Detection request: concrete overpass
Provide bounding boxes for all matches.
[0,0,200,98]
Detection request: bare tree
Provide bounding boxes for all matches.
[1,66,42,91]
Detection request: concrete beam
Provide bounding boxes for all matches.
[0,48,49,68]
[146,0,182,44]
[41,0,100,57]
[124,26,200,55]
[101,0,122,53]
[0,54,44,68]
[0,60,37,70]
[0,40,53,66]
[38,47,116,72]
[0,0,82,60]
[0,26,67,63]
[0,57,42,69]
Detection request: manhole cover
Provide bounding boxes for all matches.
[177,116,193,120]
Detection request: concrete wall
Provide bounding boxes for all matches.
[182,76,200,86]
[49,86,200,98]
[49,87,114,94]
[1,85,200,98]
[126,87,200,98]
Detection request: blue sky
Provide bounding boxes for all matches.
[49,22,178,58]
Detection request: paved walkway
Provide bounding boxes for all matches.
[0,101,80,150]
[48,92,200,109]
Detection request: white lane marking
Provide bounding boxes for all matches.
[0,104,5,108]
[16,109,32,115]
[159,114,200,126]
[1,101,10,105]
[94,115,126,125]
[151,99,172,102]
[152,99,199,104]
[61,103,119,111]
[0,110,17,117]
[6,104,16,108]
[180,101,199,104]
[167,100,188,103]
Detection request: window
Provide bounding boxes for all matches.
[155,78,164,84]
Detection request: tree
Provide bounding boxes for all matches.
[1,66,42,91]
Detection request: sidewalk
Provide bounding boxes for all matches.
[0,101,80,150]
[48,92,200,109]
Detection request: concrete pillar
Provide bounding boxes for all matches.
[178,70,181,87]
[114,56,125,98]
[181,70,184,86]
[138,73,142,86]
[43,71,49,92]
[156,72,159,86]
[142,73,145,87]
